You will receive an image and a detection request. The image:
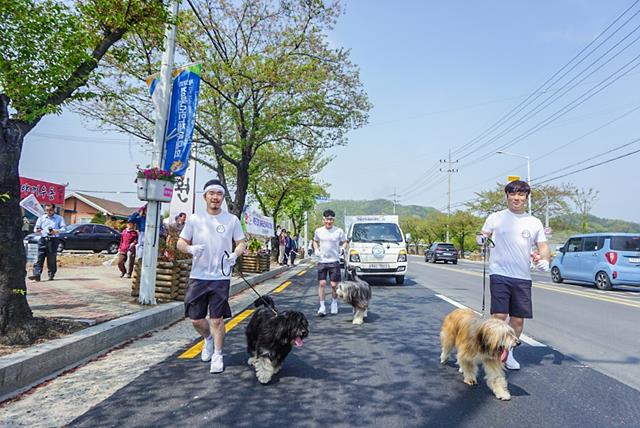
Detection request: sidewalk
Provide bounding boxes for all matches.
[1,258,302,400]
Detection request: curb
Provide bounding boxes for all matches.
[0,263,296,401]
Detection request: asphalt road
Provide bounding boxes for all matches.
[70,261,640,427]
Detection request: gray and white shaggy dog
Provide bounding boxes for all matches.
[245,296,309,384]
[336,270,372,325]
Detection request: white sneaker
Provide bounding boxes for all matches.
[201,337,213,362]
[210,353,224,373]
[330,300,338,314]
[317,304,326,316]
[505,349,520,370]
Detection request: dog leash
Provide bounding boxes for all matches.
[223,251,278,315]
[481,237,495,317]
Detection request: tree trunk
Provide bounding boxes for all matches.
[0,94,34,339]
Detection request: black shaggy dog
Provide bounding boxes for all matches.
[245,296,309,384]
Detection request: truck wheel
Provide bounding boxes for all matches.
[395,275,405,285]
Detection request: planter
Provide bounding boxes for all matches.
[137,178,174,202]
[239,253,269,273]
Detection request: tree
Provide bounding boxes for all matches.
[75,0,371,218]
[0,0,166,343]
[448,211,483,257]
[466,182,573,221]
[570,187,600,233]
[250,146,328,233]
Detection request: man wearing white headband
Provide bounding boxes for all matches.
[178,179,246,374]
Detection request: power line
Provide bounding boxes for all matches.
[534,147,640,184]
[451,0,640,160]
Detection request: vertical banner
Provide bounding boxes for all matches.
[146,63,202,176]
[169,158,196,220]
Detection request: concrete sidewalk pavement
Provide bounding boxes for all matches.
[0,259,306,401]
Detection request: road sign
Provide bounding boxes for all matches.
[507,175,520,182]
[314,196,330,203]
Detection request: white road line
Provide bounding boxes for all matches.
[434,294,547,347]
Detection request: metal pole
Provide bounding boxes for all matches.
[446,149,451,242]
[139,0,179,305]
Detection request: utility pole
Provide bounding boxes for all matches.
[389,187,400,215]
[440,149,458,243]
[139,0,179,305]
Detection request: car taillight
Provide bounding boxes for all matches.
[605,251,618,265]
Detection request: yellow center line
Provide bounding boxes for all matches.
[418,262,640,309]
[297,270,307,276]
[178,309,255,359]
[532,282,640,309]
[274,280,292,293]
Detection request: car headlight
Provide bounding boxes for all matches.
[349,249,360,263]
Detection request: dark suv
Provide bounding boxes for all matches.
[425,242,458,264]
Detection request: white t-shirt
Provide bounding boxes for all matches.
[481,209,547,280]
[180,211,245,280]
[313,226,346,263]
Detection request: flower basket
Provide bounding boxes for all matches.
[137,178,174,202]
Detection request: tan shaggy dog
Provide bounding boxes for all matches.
[440,308,519,401]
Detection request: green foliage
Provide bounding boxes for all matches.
[91,212,106,224]
[73,0,371,216]
[0,0,167,123]
[247,238,262,253]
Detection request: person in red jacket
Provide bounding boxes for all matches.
[117,221,139,278]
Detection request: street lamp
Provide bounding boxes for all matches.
[496,150,531,215]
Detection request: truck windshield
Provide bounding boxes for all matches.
[351,223,403,243]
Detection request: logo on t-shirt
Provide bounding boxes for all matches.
[216,225,226,234]
[521,229,531,239]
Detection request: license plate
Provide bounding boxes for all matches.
[629,257,640,263]
[443,253,452,256]
[368,263,390,269]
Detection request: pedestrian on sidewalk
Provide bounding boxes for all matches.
[287,232,298,266]
[278,229,287,265]
[313,209,347,316]
[177,179,246,374]
[128,205,146,259]
[479,180,550,370]
[117,221,138,278]
[22,216,31,237]
[28,203,66,281]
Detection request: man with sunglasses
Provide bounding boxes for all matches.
[313,209,347,316]
[29,203,66,281]
[479,180,550,370]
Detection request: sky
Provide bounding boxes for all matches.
[19,0,640,223]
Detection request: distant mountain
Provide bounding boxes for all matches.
[314,199,640,235]
[315,199,440,229]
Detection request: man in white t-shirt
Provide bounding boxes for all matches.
[480,180,550,370]
[313,209,347,316]
[177,179,246,374]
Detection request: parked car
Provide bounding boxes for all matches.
[551,233,640,290]
[23,223,122,254]
[425,242,458,264]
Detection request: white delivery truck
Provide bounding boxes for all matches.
[343,215,408,284]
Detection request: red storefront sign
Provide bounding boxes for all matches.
[19,177,65,205]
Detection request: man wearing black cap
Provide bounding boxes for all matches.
[177,179,246,374]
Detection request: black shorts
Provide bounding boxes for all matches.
[184,279,232,320]
[317,262,341,282]
[490,274,533,318]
